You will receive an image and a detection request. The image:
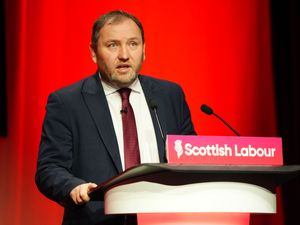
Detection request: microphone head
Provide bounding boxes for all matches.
[149,99,158,109]
[201,104,214,115]
[120,107,128,114]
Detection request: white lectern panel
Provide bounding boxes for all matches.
[104,181,275,214]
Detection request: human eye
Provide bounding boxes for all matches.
[128,41,139,49]
[107,42,117,49]
[130,41,137,46]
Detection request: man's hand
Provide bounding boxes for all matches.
[70,182,98,205]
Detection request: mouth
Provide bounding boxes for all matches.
[116,64,131,69]
[116,64,132,73]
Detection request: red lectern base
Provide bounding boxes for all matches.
[138,213,250,225]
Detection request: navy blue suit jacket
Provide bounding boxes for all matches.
[35,73,196,225]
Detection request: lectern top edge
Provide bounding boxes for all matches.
[89,163,300,201]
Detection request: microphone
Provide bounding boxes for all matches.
[149,99,165,142]
[120,107,128,114]
[200,104,241,136]
[149,99,168,163]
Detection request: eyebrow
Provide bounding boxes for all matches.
[104,39,141,47]
[104,37,141,43]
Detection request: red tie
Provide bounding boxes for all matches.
[118,88,140,169]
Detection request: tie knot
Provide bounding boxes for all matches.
[118,88,131,100]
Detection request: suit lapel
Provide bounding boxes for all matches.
[81,74,123,173]
[139,76,167,163]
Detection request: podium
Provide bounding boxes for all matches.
[89,163,300,225]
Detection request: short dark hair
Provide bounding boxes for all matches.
[91,10,145,49]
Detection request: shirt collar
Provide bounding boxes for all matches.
[99,73,142,96]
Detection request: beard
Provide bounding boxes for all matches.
[110,69,139,88]
[99,56,144,88]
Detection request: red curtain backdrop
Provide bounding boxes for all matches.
[0,0,283,224]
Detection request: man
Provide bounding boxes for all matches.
[36,10,195,225]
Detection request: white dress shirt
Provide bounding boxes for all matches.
[100,75,160,171]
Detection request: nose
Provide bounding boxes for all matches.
[118,45,129,61]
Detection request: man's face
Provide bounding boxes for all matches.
[90,18,145,88]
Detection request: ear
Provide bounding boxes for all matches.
[143,43,146,61]
[89,43,97,64]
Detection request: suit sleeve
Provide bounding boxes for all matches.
[177,86,196,135]
[35,92,85,208]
